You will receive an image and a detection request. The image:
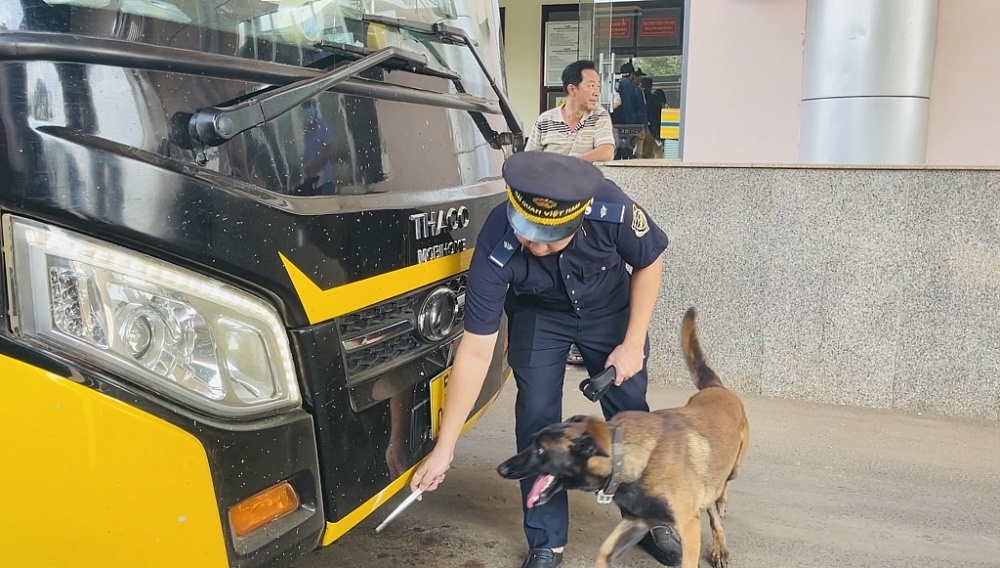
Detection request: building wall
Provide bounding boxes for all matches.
[605,163,1000,420]
[681,0,805,163]
[682,0,1000,165]
[926,0,1000,166]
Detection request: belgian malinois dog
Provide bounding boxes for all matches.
[497,308,750,568]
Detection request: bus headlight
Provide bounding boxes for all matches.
[2,215,300,419]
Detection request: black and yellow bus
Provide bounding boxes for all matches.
[0,1,520,566]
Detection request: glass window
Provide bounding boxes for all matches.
[5,0,507,197]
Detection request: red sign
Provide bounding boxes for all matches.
[640,17,677,38]
[611,18,631,38]
[597,17,632,39]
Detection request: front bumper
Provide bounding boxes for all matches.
[0,345,324,568]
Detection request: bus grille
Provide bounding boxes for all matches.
[338,274,466,382]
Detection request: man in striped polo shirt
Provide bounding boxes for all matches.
[525,60,615,163]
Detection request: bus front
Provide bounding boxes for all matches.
[0,1,518,567]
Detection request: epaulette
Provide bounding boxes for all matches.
[488,228,519,267]
[584,201,625,223]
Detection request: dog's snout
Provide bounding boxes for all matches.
[497,459,522,479]
[497,450,532,479]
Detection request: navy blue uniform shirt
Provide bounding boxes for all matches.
[464,179,669,335]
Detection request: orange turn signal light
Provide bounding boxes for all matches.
[228,481,300,537]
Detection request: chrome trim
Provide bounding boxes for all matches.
[339,274,467,383]
[341,320,415,353]
[416,287,459,342]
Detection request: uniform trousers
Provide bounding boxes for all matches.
[505,297,650,550]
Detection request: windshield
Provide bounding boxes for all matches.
[1,0,510,199]
[1,0,504,99]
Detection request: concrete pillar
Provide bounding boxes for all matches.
[799,0,939,164]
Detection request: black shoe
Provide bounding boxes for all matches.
[638,525,682,566]
[520,548,563,568]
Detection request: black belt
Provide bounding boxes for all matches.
[511,295,575,313]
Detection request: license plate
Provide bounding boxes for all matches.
[428,369,450,438]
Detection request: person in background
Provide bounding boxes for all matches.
[610,60,648,159]
[409,151,673,568]
[641,77,666,141]
[611,60,647,129]
[525,59,615,163]
[635,77,666,159]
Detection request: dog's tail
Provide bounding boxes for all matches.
[681,307,724,390]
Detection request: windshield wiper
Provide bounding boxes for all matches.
[312,40,460,81]
[363,15,524,150]
[187,16,522,151]
[189,45,436,147]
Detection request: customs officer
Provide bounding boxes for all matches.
[412,151,672,568]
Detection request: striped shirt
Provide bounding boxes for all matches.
[525,105,615,157]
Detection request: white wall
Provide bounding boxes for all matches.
[926,0,1000,166]
[682,0,1000,165]
[681,0,805,163]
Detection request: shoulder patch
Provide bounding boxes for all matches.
[631,204,650,237]
[488,228,519,267]
[585,201,626,223]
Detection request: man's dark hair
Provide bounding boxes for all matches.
[562,60,598,90]
[641,77,653,90]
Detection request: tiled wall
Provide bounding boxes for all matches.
[605,162,1000,420]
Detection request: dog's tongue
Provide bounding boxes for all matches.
[526,474,553,509]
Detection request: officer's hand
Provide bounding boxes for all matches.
[606,341,645,385]
[410,446,453,494]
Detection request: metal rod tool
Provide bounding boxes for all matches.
[375,489,424,533]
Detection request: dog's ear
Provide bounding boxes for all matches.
[571,432,609,458]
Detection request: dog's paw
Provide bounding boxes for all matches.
[710,547,729,568]
[715,500,728,518]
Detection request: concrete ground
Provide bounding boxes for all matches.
[294,367,1000,568]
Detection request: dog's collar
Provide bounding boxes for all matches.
[596,424,625,504]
